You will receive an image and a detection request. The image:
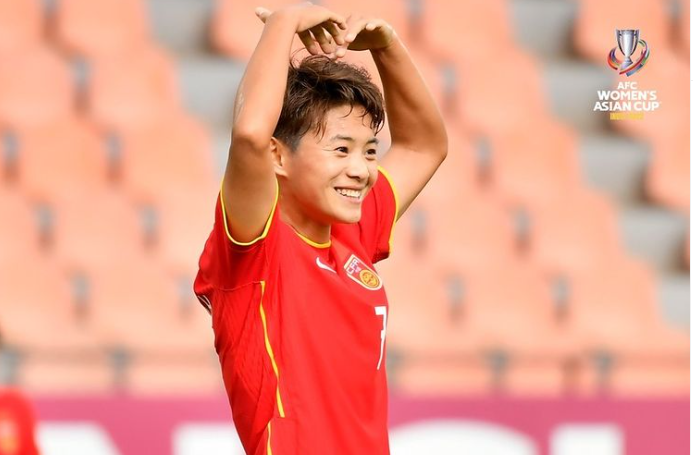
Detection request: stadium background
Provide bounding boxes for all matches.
[0,0,689,454]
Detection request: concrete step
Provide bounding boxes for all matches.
[578,134,650,206]
[619,207,688,273]
[510,0,578,58]
[147,0,215,56]
[176,56,245,131]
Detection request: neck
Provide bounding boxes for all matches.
[279,194,331,246]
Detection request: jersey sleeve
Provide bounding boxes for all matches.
[194,178,283,307]
[358,166,399,264]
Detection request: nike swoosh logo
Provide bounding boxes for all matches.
[316,257,336,274]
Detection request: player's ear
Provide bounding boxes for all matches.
[270,136,289,177]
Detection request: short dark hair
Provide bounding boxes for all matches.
[273,55,385,151]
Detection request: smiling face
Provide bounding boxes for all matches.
[276,104,380,226]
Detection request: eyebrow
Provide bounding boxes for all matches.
[330,134,380,145]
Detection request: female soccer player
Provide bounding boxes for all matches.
[194,2,447,454]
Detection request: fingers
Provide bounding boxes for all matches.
[298,30,322,56]
[310,26,340,55]
[254,7,271,23]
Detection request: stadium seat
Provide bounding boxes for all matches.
[423,189,518,274]
[86,46,181,133]
[211,0,298,60]
[0,46,75,129]
[0,0,43,55]
[460,263,576,358]
[19,355,113,394]
[0,190,40,261]
[52,0,151,58]
[573,0,671,65]
[116,113,215,204]
[155,185,218,277]
[49,189,145,270]
[526,188,624,276]
[566,257,689,358]
[415,0,513,63]
[127,357,223,396]
[0,255,97,352]
[393,360,491,396]
[488,120,582,211]
[384,255,488,361]
[86,254,213,352]
[13,117,109,203]
[503,361,568,397]
[676,0,689,56]
[453,49,547,137]
[646,130,689,212]
[607,359,690,397]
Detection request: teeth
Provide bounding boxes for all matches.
[336,188,361,199]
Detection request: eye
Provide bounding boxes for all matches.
[366,149,377,159]
[335,146,349,154]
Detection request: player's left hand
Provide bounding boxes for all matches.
[341,15,395,52]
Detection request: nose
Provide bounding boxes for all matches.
[345,153,369,181]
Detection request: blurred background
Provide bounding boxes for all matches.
[0,0,689,454]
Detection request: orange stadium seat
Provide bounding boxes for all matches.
[0,0,43,54]
[0,256,98,352]
[607,359,690,397]
[0,190,40,261]
[87,254,213,352]
[423,189,517,273]
[574,0,671,65]
[393,360,492,396]
[677,0,689,56]
[383,256,486,358]
[646,129,689,212]
[0,46,75,129]
[415,0,513,63]
[453,49,547,137]
[211,0,298,60]
[117,113,215,204]
[567,258,689,358]
[127,357,223,396]
[488,120,582,211]
[87,46,181,133]
[461,263,574,357]
[155,186,218,277]
[19,355,113,394]
[52,0,150,58]
[567,258,689,396]
[526,188,624,276]
[49,189,144,270]
[13,117,109,203]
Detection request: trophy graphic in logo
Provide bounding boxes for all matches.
[608,29,650,76]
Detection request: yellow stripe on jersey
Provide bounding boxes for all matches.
[377,165,400,255]
[220,177,279,246]
[258,281,286,418]
[267,421,273,455]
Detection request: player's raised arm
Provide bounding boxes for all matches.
[223,4,346,243]
[343,17,448,220]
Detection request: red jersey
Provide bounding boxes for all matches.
[194,167,398,455]
[0,389,40,455]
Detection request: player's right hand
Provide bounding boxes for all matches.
[255,2,347,58]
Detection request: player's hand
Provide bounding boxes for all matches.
[342,15,395,52]
[255,3,347,58]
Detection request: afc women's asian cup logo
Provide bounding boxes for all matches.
[608,29,650,76]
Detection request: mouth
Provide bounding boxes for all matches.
[334,187,364,203]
